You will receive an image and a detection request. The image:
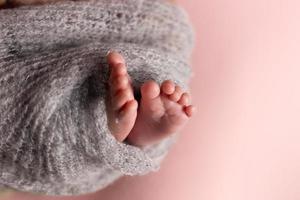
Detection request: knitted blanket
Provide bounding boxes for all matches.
[0,0,194,196]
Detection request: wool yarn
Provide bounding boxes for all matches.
[0,0,194,195]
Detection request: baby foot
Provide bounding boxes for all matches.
[126,80,196,147]
[105,51,138,142]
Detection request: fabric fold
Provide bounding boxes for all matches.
[0,0,194,195]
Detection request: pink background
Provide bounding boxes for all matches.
[2,0,300,199]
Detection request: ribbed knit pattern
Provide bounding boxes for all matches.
[0,0,194,196]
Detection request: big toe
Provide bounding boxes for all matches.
[141,80,160,100]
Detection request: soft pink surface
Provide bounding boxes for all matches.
[3,0,300,199]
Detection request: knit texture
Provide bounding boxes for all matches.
[0,0,195,196]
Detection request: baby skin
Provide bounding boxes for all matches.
[106,52,195,147]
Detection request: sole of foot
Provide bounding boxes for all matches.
[126,80,196,147]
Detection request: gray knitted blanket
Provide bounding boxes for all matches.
[0,0,194,196]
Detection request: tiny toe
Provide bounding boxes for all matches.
[110,63,127,77]
[161,80,175,95]
[107,51,125,66]
[110,75,129,94]
[169,85,183,102]
[112,100,138,142]
[113,88,134,110]
[119,100,138,117]
[109,64,127,87]
[178,93,190,106]
[184,105,196,117]
[141,80,160,100]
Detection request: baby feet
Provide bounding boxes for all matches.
[126,80,195,147]
[105,51,138,142]
[105,51,195,147]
